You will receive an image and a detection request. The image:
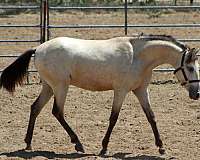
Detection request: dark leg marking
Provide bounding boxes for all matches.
[143,108,165,154]
[52,98,84,153]
[133,88,165,155]
[24,82,53,150]
[100,111,119,155]
[24,96,41,150]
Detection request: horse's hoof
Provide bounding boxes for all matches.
[75,143,85,153]
[159,147,165,155]
[24,145,32,151]
[99,149,109,156]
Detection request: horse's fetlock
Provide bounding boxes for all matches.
[156,139,163,147]
[71,135,79,144]
[75,143,85,153]
[99,148,108,156]
[102,138,109,148]
[24,137,31,146]
[24,137,28,143]
[159,147,165,155]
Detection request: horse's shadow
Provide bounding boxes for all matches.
[0,150,168,160]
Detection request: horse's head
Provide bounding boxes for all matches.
[174,48,200,100]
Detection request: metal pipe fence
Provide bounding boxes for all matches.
[0,3,43,43]
[1,0,200,83]
[0,0,44,83]
[47,4,200,42]
[46,0,200,73]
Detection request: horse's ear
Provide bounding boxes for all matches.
[193,48,200,54]
[191,48,199,54]
[186,48,199,63]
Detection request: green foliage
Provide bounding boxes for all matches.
[139,0,156,6]
[146,0,156,5]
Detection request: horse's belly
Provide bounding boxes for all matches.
[70,74,113,91]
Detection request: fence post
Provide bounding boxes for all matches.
[36,0,47,84]
[40,0,43,44]
[124,0,128,35]
[174,0,177,5]
[42,0,47,43]
[47,0,50,41]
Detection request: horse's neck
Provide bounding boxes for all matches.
[136,41,182,71]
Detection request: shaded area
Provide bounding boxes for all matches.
[0,150,169,160]
[0,150,94,159]
[102,152,167,160]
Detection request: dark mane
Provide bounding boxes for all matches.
[138,34,189,51]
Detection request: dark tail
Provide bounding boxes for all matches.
[0,48,36,93]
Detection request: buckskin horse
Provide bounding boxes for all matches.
[0,34,200,155]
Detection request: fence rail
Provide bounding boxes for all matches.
[48,24,200,28]
[0,6,40,9]
[49,5,200,10]
[0,24,40,28]
[1,0,200,81]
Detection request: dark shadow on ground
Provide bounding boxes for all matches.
[101,152,168,160]
[0,150,170,159]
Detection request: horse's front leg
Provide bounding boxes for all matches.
[133,87,165,155]
[100,89,127,155]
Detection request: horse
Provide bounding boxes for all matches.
[0,34,200,155]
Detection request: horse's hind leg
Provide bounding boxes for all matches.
[25,81,53,150]
[52,83,84,153]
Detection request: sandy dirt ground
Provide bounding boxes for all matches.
[0,9,200,160]
[0,84,200,160]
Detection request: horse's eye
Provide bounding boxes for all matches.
[187,66,194,72]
